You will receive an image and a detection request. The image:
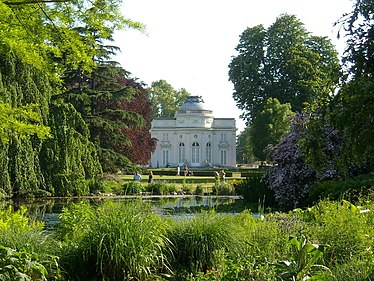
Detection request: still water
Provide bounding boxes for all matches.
[2,195,246,230]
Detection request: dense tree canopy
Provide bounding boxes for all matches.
[0,0,149,196]
[0,103,50,143]
[62,61,149,172]
[229,14,341,123]
[148,80,190,118]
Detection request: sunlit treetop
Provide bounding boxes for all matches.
[0,0,144,78]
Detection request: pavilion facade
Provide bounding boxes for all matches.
[150,96,236,168]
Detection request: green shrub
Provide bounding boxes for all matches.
[167,183,178,194]
[212,182,235,195]
[88,178,105,194]
[182,179,193,194]
[122,181,144,195]
[234,176,275,206]
[308,173,374,204]
[194,184,205,195]
[146,181,170,195]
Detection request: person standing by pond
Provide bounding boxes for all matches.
[133,171,142,181]
[219,169,226,182]
[214,171,220,187]
[148,171,153,183]
[214,171,219,182]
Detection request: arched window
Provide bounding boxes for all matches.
[206,142,212,164]
[191,142,200,164]
[178,143,185,164]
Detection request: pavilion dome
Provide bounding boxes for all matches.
[179,96,211,111]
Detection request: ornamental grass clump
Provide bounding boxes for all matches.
[58,201,172,280]
[168,211,244,274]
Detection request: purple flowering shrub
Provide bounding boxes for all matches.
[267,113,342,209]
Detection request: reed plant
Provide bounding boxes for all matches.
[58,201,172,280]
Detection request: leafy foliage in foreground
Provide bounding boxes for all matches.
[0,206,61,280]
[274,236,330,280]
[1,198,374,280]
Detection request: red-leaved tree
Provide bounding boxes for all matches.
[117,78,157,165]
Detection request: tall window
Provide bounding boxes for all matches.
[178,143,185,163]
[191,142,200,164]
[162,149,169,166]
[206,142,212,163]
[221,133,227,141]
[220,149,227,165]
[163,132,169,141]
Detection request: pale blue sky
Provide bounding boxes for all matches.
[114,0,354,133]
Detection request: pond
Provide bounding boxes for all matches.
[2,195,252,230]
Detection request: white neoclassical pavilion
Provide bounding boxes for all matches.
[150,96,236,168]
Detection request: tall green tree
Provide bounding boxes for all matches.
[311,0,374,173]
[236,127,254,164]
[229,14,341,123]
[334,0,374,171]
[250,98,294,160]
[148,80,190,118]
[63,63,150,172]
